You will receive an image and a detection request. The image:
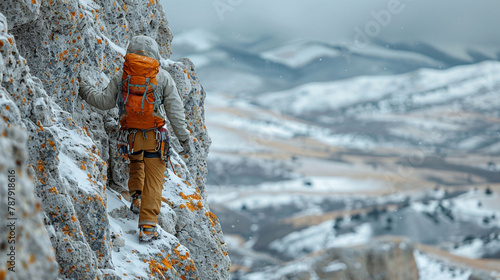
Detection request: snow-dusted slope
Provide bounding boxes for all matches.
[258,61,500,117]
[261,41,343,68]
[203,57,500,278]
[256,61,500,153]
[170,29,498,97]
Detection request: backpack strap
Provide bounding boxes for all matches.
[151,83,165,117]
[140,81,163,115]
[140,78,150,109]
[122,75,132,104]
[117,76,130,117]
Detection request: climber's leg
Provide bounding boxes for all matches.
[128,152,145,194]
[129,130,165,226]
[128,132,146,195]
[139,150,165,226]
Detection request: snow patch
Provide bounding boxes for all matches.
[415,251,472,280]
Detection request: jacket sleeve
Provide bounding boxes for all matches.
[163,73,190,142]
[80,71,122,110]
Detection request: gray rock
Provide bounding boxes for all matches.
[312,238,419,280]
[111,234,125,249]
[249,238,420,280]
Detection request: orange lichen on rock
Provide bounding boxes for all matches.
[29,254,36,264]
[94,195,105,208]
[148,257,173,278]
[37,121,44,131]
[179,192,201,200]
[206,211,218,221]
[173,245,190,260]
[205,211,218,227]
[161,257,173,270]
[185,200,203,211]
[184,263,197,272]
[48,187,58,195]
[179,192,203,211]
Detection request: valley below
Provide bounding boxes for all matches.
[172,31,500,279]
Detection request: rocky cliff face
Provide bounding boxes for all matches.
[0,0,229,279]
[0,14,59,278]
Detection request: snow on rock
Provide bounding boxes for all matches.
[311,238,418,280]
[414,251,472,280]
[270,222,373,260]
[0,0,229,279]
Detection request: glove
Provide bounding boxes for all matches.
[179,139,190,155]
[77,74,90,100]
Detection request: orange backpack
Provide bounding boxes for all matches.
[118,53,165,129]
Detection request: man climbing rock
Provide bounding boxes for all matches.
[78,36,191,242]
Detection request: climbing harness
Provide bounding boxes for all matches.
[116,127,175,174]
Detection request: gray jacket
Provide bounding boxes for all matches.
[79,36,190,142]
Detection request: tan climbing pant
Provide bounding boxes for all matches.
[127,129,166,226]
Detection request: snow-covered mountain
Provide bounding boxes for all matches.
[171,29,500,97]
[183,27,500,278]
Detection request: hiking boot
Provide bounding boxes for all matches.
[130,192,141,214]
[139,225,160,243]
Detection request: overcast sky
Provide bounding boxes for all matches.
[160,0,500,50]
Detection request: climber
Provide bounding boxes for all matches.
[77,35,191,243]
